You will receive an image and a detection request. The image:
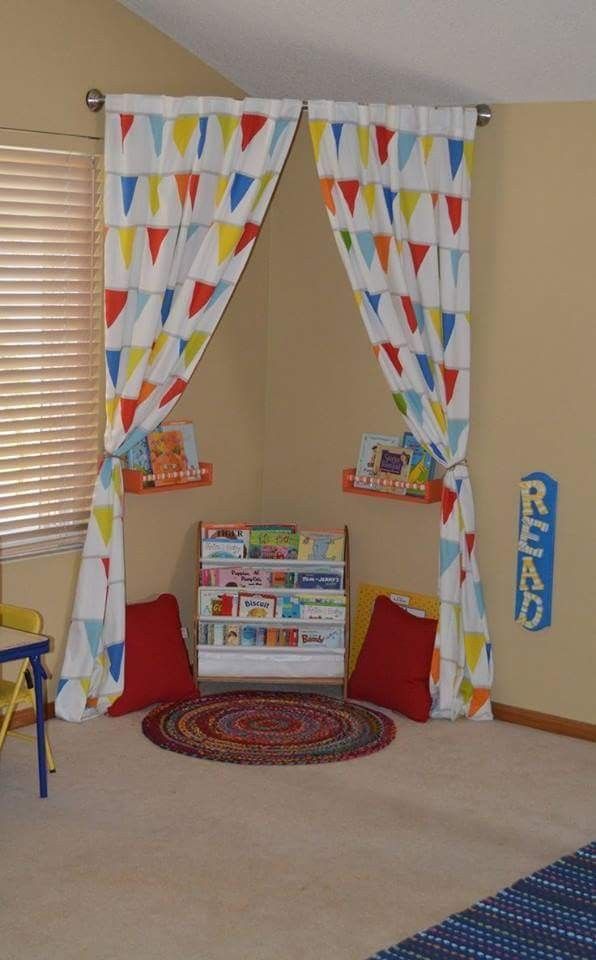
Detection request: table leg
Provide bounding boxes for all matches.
[31,655,48,799]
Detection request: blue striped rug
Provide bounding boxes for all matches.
[368,841,595,960]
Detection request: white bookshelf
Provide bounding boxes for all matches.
[194,522,350,690]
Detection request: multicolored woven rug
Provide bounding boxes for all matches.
[142,691,395,764]
[368,841,596,960]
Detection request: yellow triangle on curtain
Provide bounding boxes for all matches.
[93,506,113,546]
[309,120,327,163]
[218,223,243,263]
[215,175,229,207]
[420,135,434,161]
[117,227,136,268]
[148,175,162,216]
[182,331,209,368]
[126,346,146,381]
[429,307,442,341]
[251,171,275,211]
[430,400,447,434]
[357,126,370,167]
[149,332,169,364]
[217,114,239,150]
[399,190,421,224]
[173,116,198,156]
[362,183,376,216]
[105,397,118,426]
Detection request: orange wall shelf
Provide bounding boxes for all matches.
[342,468,442,505]
[123,462,213,495]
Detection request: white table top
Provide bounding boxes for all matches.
[0,625,49,653]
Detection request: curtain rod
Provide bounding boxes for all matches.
[85,89,492,126]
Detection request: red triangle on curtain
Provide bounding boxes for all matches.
[175,173,190,206]
[188,281,215,317]
[236,221,260,255]
[441,487,457,524]
[337,180,360,215]
[241,114,267,150]
[400,295,418,334]
[120,114,134,145]
[443,366,459,404]
[147,227,169,265]
[120,398,137,432]
[105,290,128,327]
[408,242,430,275]
[446,195,463,234]
[319,178,336,213]
[465,532,476,556]
[159,377,187,408]
[375,125,395,164]
[101,558,110,579]
[189,173,200,208]
[380,342,402,375]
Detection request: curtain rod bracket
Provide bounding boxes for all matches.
[85,89,492,126]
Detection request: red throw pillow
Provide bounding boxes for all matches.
[108,593,196,717]
[348,595,437,722]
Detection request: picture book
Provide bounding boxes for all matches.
[295,571,343,591]
[164,419,199,474]
[125,434,153,477]
[298,625,343,648]
[355,433,402,488]
[201,538,245,560]
[248,529,300,560]
[282,628,299,647]
[240,625,257,646]
[238,593,276,618]
[373,445,412,482]
[402,431,436,489]
[297,530,345,562]
[224,624,240,646]
[299,596,346,622]
[271,569,295,588]
[277,595,301,619]
[199,590,237,617]
[265,628,279,647]
[202,523,249,557]
[249,522,297,533]
[207,566,272,588]
[147,427,187,486]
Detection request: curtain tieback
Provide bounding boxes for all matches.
[445,458,468,471]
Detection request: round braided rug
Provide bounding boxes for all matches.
[142,691,396,765]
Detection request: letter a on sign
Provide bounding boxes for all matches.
[514,472,557,631]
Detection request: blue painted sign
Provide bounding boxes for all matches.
[514,472,558,631]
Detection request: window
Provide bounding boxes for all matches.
[0,146,102,560]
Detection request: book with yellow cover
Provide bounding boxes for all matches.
[297,529,345,562]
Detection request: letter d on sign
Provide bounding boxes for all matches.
[514,472,558,631]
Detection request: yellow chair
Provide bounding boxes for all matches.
[0,603,56,772]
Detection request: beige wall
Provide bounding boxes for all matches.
[0,0,269,695]
[264,109,596,725]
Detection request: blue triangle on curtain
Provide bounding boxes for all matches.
[135,290,151,319]
[99,457,113,490]
[486,642,492,662]
[440,538,460,574]
[356,231,376,268]
[210,279,231,307]
[161,288,174,325]
[403,389,423,421]
[197,116,208,158]
[331,122,343,154]
[442,312,456,348]
[448,418,467,455]
[383,187,397,223]
[414,301,425,333]
[187,223,200,240]
[448,138,464,178]
[178,338,188,356]
[149,115,164,156]
[269,117,291,156]
[365,291,382,316]
[106,350,121,389]
[84,620,104,659]
[474,581,486,618]
[415,353,435,390]
[230,173,255,211]
[430,442,446,463]
[107,643,125,682]
[398,133,417,170]
[56,677,69,697]
[455,477,464,494]
[451,249,464,283]
[120,176,138,216]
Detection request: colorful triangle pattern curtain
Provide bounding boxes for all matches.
[55,94,300,722]
[308,101,492,719]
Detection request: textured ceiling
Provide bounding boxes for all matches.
[118,0,596,104]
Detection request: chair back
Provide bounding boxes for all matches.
[0,603,43,635]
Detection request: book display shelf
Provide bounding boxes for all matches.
[342,468,442,504]
[195,522,350,692]
[123,462,213,494]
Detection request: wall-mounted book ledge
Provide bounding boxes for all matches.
[123,462,214,494]
[342,468,442,505]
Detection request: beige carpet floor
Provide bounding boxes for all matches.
[1,704,594,960]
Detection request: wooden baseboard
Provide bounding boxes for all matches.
[8,701,55,730]
[492,702,596,742]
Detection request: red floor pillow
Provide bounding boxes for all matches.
[108,593,196,717]
[348,595,437,722]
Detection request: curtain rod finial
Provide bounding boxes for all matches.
[86,89,105,113]
[476,104,492,127]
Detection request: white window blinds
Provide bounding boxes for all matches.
[0,146,102,560]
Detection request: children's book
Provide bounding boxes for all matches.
[249,522,297,533]
[299,596,346,622]
[298,625,344,648]
[355,433,402,488]
[207,566,271,588]
[125,434,153,478]
[164,419,199,475]
[271,569,295,588]
[277,595,301,619]
[295,571,343,590]
[373,445,412,482]
[402,431,436,493]
[297,530,345,562]
[248,529,300,560]
[282,628,298,647]
[201,538,245,560]
[265,628,279,647]
[240,625,257,646]
[202,523,249,557]
[199,590,237,617]
[147,427,187,486]
[238,593,276,618]
[224,624,240,646]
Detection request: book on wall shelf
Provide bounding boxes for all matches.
[123,420,212,493]
[348,431,440,502]
[195,520,351,690]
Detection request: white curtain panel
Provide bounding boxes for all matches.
[308,101,492,719]
[55,95,300,721]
